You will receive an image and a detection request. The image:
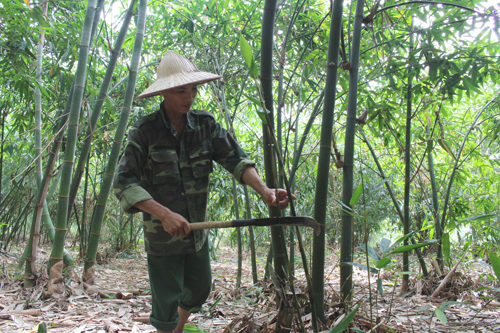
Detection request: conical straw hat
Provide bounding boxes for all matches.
[137,51,221,99]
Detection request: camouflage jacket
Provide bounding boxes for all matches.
[113,103,255,256]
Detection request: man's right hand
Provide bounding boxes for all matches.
[159,210,191,237]
[134,199,191,237]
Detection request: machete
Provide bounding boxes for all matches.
[190,216,321,236]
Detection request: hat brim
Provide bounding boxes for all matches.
[137,71,222,99]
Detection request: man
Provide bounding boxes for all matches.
[113,51,294,333]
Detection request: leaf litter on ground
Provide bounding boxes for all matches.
[0,244,499,332]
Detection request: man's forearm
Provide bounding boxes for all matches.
[134,199,170,220]
[241,166,269,197]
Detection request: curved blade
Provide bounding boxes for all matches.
[191,216,322,236]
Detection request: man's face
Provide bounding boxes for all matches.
[162,83,198,115]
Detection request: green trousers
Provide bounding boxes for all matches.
[147,241,211,331]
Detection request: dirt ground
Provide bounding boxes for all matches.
[1,245,499,332]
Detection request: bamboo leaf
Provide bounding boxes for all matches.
[329,305,360,333]
[239,34,254,68]
[360,243,379,262]
[37,323,47,333]
[249,61,259,78]
[376,257,392,269]
[256,107,269,125]
[377,278,383,296]
[488,253,500,281]
[334,199,353,212]
[442,233,450,264]
[389,241,436,255]
[460,213,498,222]
[379,238,391,254]
[437,139,456,161]
[344,262,379,274]
[246,95,262,107]
[350,183,363,206]
[385,231,417,254]
[184,324,204,332]
[435,307,447,325]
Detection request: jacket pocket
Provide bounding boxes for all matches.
[189,143,213,178]
[150,149,180,184]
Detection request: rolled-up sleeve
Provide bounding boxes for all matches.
[210,121,256,185]
[113,127,153,214]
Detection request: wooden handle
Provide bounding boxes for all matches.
[190,221,233,230]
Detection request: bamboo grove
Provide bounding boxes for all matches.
[1,0,499,331]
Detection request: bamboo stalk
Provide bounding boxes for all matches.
[402,12,414,293]
[49,0,99,276]
[340,0,365,306]
[426,115,442,267]
[244,186,258,285]
[313,0,345,318]
[66,0,135,223]
[83,0,146,279]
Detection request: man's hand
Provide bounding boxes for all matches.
[261,188,297,210]
[134,199,191,237]
[159,210,191,237]
[241,167,297,210]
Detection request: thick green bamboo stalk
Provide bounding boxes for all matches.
[49,0,98,274]
[340,0,365,306]
[313,0,344,318]
[232,178,243,288]
[67,0,135,222]
[83,0,146,278]
[402,16,414,292]
[260,1,290,331]
[244,186,258,284]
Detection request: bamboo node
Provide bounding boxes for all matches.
[50,257,63,261]
[54,228,68,232]
[328,62,337,67]
[63,160,75,164]
[85,260,95,264]
[96,204,106,207]
[105,172,114,177]
[90,232,101,236]
[113,141,122,145]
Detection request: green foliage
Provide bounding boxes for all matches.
[488,253,500,281]
[329,305,360,333]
